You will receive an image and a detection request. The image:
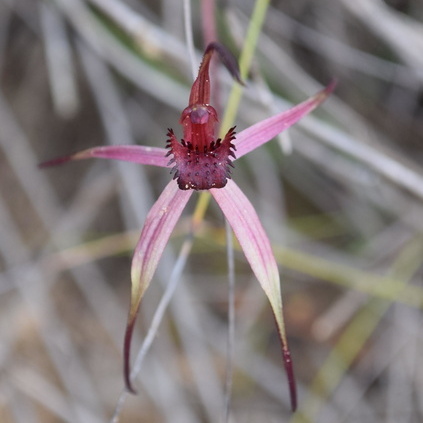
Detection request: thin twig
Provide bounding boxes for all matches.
[39,1,79,118]
[223,219,235,423]
[183,0,197,78]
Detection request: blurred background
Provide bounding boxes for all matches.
[1,0,423,422]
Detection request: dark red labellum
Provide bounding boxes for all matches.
[166,127,236,190]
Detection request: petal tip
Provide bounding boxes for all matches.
[205,42,245,86]
[38,155,73,168]
[282,346,297,412]
[123,319,138,395]
[320,79,338,99]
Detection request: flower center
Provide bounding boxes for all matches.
[166,124,236,191]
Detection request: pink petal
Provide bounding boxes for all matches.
[39,145,169,168]
[210,179,297,410]
[124,180,193,392]
[234,81,336,159]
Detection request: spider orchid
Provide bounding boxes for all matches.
[41,42,335,411]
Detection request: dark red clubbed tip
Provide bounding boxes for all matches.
[166,126,236,190]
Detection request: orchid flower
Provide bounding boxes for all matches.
[41,42,335,411]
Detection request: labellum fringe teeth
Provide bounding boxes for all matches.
[166,127,237,191]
